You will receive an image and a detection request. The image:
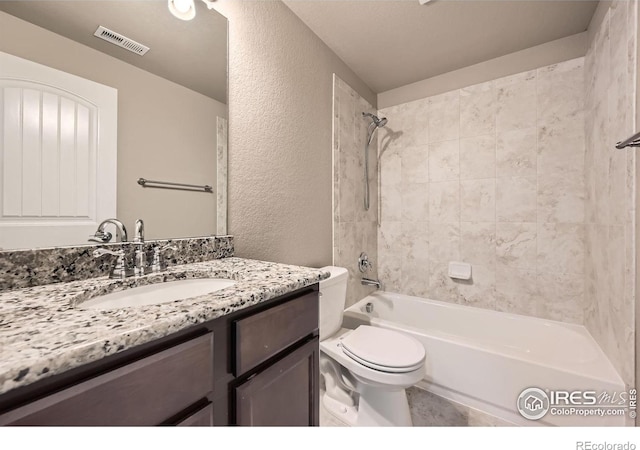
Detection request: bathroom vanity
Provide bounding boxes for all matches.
[0,255,327,426]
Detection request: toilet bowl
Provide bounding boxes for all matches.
[319,266,426,426]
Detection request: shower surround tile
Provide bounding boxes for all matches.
[429,181,460,223]
[459,81,496,138]
[429,140,459,182]
[496,127,537,178]
[582,0,636,388]
[460,179,496,222]
[537,223,585,276]
[429,222,461,263]
[460,222,496,268]
[495,71,537,133]
[458,263,495,308]
[402,145,429,183]
[537,58,585,127]
[375,58,588,326]
[428,91,459,143]
[460,135,495,180]
[496,177,537,222]
[496,222,537,270]
[380,98,429,151]
[537,272,584,324]
[332,75,378,307]
[401,182,429,222]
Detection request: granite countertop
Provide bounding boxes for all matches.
[0,257,330,395]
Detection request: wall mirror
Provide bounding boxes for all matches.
[0,0,228,250]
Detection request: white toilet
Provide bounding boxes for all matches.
[319,266,426,426]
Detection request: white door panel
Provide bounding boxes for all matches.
[0,51,117,250]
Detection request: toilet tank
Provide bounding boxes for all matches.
[318,266,349,340]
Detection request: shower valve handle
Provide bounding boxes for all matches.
[358,252,373,273]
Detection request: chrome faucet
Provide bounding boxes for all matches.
[361,277,381,289]
[133,219,150,276]
[93,248,133,279]
[89,218,128,243]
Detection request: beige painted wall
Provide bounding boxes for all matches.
[214,0,375,267]
[378,32,588,109]
[0,11,226,241]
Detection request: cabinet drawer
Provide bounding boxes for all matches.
[176,403,213,426]
[1,333,213,426]
[233,291,318,376]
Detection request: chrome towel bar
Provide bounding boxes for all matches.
[616,131,640,149]
[137,177,213,193]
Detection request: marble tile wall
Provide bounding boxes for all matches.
[333,75,379,307]
[584,0,636,388]
[377,58,587,323]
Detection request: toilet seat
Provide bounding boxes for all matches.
[340,326,425,374]
[320,327,426,390]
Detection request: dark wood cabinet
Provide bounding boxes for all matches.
[0,333,213,426]
[233,290,318,376]
[0,286,319,427]
[176,403,214,427]
[234,338,319,426]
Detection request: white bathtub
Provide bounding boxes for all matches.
[342,291,627,426]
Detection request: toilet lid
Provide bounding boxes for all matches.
[340,326,425,373]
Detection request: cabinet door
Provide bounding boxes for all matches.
[234,338,319,426]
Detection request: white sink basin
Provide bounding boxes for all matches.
[81,278,236,310]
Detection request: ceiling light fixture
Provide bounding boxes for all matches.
[168,0,216,21]
[418,0,433,4]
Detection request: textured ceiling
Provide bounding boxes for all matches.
[0,0,227,103]
[284,0,598,93]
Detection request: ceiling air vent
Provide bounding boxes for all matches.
[93,26,150,56]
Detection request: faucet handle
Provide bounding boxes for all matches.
[93,248,131,279]
[358,252,373,273]
[93,248,123,258]
[151,244,177,273]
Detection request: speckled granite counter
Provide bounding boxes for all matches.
[0,257,329,395]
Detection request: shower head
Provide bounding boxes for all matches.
[362,112,388,128]
[363,112,388,147]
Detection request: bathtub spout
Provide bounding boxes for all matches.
[361,277,381,289]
